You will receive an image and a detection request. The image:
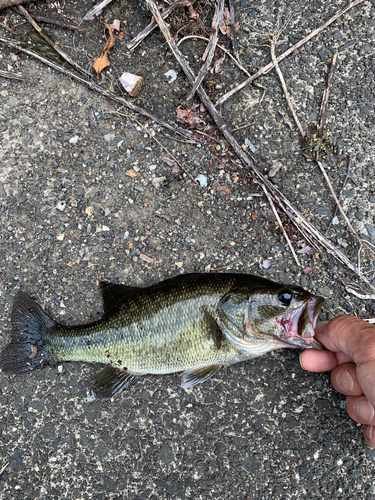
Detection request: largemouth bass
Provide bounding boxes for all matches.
[0,273,324,397]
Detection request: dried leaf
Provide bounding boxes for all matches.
[303,267,313,275]
[176,107,203,127]
[93,24,116,76]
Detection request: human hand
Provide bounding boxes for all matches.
[300,315,375,448]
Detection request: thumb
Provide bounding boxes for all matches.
[315,315,375,408]
[315,315,375,366]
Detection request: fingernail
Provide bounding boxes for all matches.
[299,353,306,370]
[337,369,354,394]
[355,399,375,422]
[365,425,373,440]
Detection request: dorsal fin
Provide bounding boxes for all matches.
[99,281,141,314]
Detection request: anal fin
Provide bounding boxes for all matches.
[94,365,141,398]
[181,365,221,389]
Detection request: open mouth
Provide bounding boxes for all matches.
[277,295,325,350]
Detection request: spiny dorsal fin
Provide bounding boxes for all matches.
[203,309,223,349]
[99,281,141,314]
[181,365,221,389]
[94,365,141,398]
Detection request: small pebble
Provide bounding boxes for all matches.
[57,201,66,211]
[195,174,207,188]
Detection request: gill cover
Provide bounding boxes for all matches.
[216,284,324,354]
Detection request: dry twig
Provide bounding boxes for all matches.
[270,35,305,137]
[16,5,93,79]
[346,287,375,301]
[144,0,375,291]
[0,68,32,81]
[228,0,239,60]
[0,461,9,475]
[82,0,114,21]
[127,0,193,51]
[318,51,338,129]
[0,0,30,9]
[0,22,14,33]
[187,0,224,100]
[137,428,144,459]
[216,0,366,106]
[327,155,352,233]
[260,184,300,267]
[30,14,86,32]
[178,35,251,77]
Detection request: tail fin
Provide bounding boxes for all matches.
[0,292,56,373]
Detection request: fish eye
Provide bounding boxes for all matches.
[277,289,294,306]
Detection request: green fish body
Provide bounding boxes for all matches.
[0,273,324,397]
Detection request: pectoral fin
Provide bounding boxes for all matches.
[181,365,221,389]
[203,309,223,349]
[94,365,141,398]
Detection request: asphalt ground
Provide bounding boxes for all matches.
[0,0,374,498]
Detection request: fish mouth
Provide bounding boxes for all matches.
[276,295,324,350]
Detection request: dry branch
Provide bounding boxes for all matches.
[30,15,86,32]
[318,51,338,129]
[82,0,114,21]
[16,5,93,79]
[228,0,239,60]
[270,35,305,137]
[216,0,366,106]
[187,0,224,100]
[178,35,251,77]
[0,0,30,9]
[0,68,32,80]
[127,0,193,51]
[0,22,14,33]
[144,0,375,291]
[260,184,300,267]
[327,155,352,233]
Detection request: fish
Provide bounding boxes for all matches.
[0,273,324,398]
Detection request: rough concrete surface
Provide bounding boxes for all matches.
[0,0,375,498]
